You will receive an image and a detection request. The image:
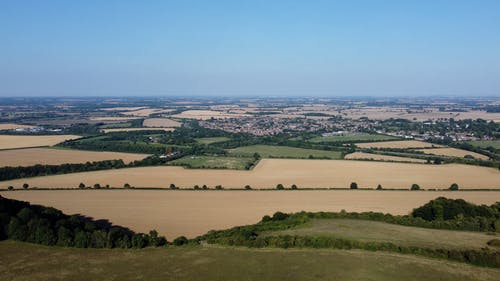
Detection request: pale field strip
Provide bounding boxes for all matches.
[102,128,175,133]
[344,152,427,163]
[0,148,148,167]
[120,108,175,117]
[2,159,499,190]
[142,118,182,127]
[101,107,147,111]
[89,117,142,121]
[356,140,442,149]
[0,135,81,150]
[0,123,36,130]
[2,190,498,238]
[417,148,490,160]
[171,110,249,120]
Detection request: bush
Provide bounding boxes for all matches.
[410,184,420,191]
[215,185,223,190]
[202,185,208,190]
[449,183,459,191]
[276,184,285,190]
[291,184,298,190]
[194,185,200,190]
[93,183,101,189]
[376,184,383,190]
[244,185,252,190]
[173,236,189,246]
[169,184,177,190]
[123,183,131,189]
[7,186,14,190]
[22,183,29,189]
[350,182,358,189]
[79,183,86,189]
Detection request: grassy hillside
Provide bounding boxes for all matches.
[1,241,499,281]
[195,137,231,144]
[170,156,255,170]
[229,145,342,159]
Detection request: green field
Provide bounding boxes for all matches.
[467,140,500,150]
[1,241,498,281]
[195,137,231,144]
[309,133,399,143]
[228,145,342,159]
[170,155,255,169]
[266,219,497,250]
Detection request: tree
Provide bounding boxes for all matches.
[78,183,86,189]
[215,185,223,190]
[22,183,29,189]
[376,184,383,190]
[123,183,131,189]
[193,185,200,190]
[411,184,420,190]
[449,183,459,191]
[244,185,252,190]
[253,153,261,160]
[276,184,285,190]
[291,184,298,190]
[173,236,189,246]
[93,183,101,189]
[169,183,177,190]
[7,186,14,190]
[350,182,358,189]
[202,185,208,190]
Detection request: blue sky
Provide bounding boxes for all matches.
[0,0,499,97]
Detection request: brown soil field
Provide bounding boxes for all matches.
[357,140,442,149]
[1,159,499,190]
[0,148,148,167]
[344,152,427,163]
[142,118,181,127]
[0,135,81,150]
[417,148,490,160]
[1,190,498,238]
[102,128,175,133]
[0,123,35,130]
[171,110,248,120]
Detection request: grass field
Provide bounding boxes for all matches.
[467,140,500,150]
[344,152,427,163]
[2,241,498,281]
[0,135,81,150]
[0,148,148,167]
[195,137,231,144]
[142,118,181,127]
[1,190,498,238]
[357,140,442,149]
[417,148,489,160]
[229,145,343,159]
[102,128,175,133]
[2,159,498,189]
[170,156,254,170]
[309,133,399,143]
[267,219,496,250]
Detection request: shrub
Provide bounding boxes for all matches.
[123,183,131,189]
[169,184,177,190]
[93,183,101,189]
[202,185,208,190]
[276,184,285,190]
[449,183,459,191]
[376,184,383,190]
[173,236,189,246]
[291,184,298,190]
[244,185,252,190]
[194,185,200,190]
[8,186,14,190]
[22,183,29,189]
[215,185,223,190]
[410,184,420,191]
[350,182,358,189]
[78,183,86,189]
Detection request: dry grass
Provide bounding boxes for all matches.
[102,128,175,133]
[101,107,147,111]
[345,152,427,163]
[417,148,489,160]
[121,108,174,117]
[142,118,181,127]
[89,117,141,121]
[357,140,441,149]
[0,148,148,167]
[1,159,499,189]
[171,110,248,120]
[1,190,498,238]
[0,123,35,130]
[0,135,81,150]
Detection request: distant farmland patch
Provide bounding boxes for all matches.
[229,145,342,159]
[142,118,181,127]
[344,152,427,163]
[357,140,442,149]
[0,148,148,167]
[0,135,81,150]
[467,140,500,150]
[417,148,489,160]
[309,133,399,143]
[0,123,35,130]
[170,156,254,170]
[195,137,231,144]
[102,128,175,133]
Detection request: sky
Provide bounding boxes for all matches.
[0,0,499,97]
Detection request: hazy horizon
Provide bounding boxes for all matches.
[1,1,499,97]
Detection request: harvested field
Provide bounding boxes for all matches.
[172,110,248,120]
[1,190,498,238]
[344,152,427,163]
[142,118,181,127]
[0,135,81,150]
[229,145,343,159]
[89,117,141,121]
[0,148,148,167]
[357,140,441,149]
[309,133,399,143]
[0,123,35,130]
[170,156,254,170]
[417,148,489,160]
[101,107,147,111]
[102,128,175,133]
[121,108,174,117]
[1,159,499,189]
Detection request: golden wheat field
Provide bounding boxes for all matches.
[102,128,175,133]
[417,148,490,160]
[356,140,442,149]
[1,190,497,238]
[344,152,427,163]
[120,108,174,117]
[2,159,499,189]
[0,135,81,150]
[0,123,35,130]
[171,110,248,120]
[142,118,181,127]
[0,148,148,167]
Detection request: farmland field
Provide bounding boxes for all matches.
[229,145,343,159]
[1,190,498,238]
[0,135,81,150]
[1,159,499,189]
[102,127,175,133]
[417,148,489,160]
[170,156,254,170]
[0,148,148,167]
[195,137,231,144]
[267,219,496,250]
[356,140,442,149]
[344,152,427,163]
[142,118,181,127]
[467,140,500,150]
[0,123,35,130]
[309,133,399,143]
[172,110,248,120]
[2,241,497,281]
